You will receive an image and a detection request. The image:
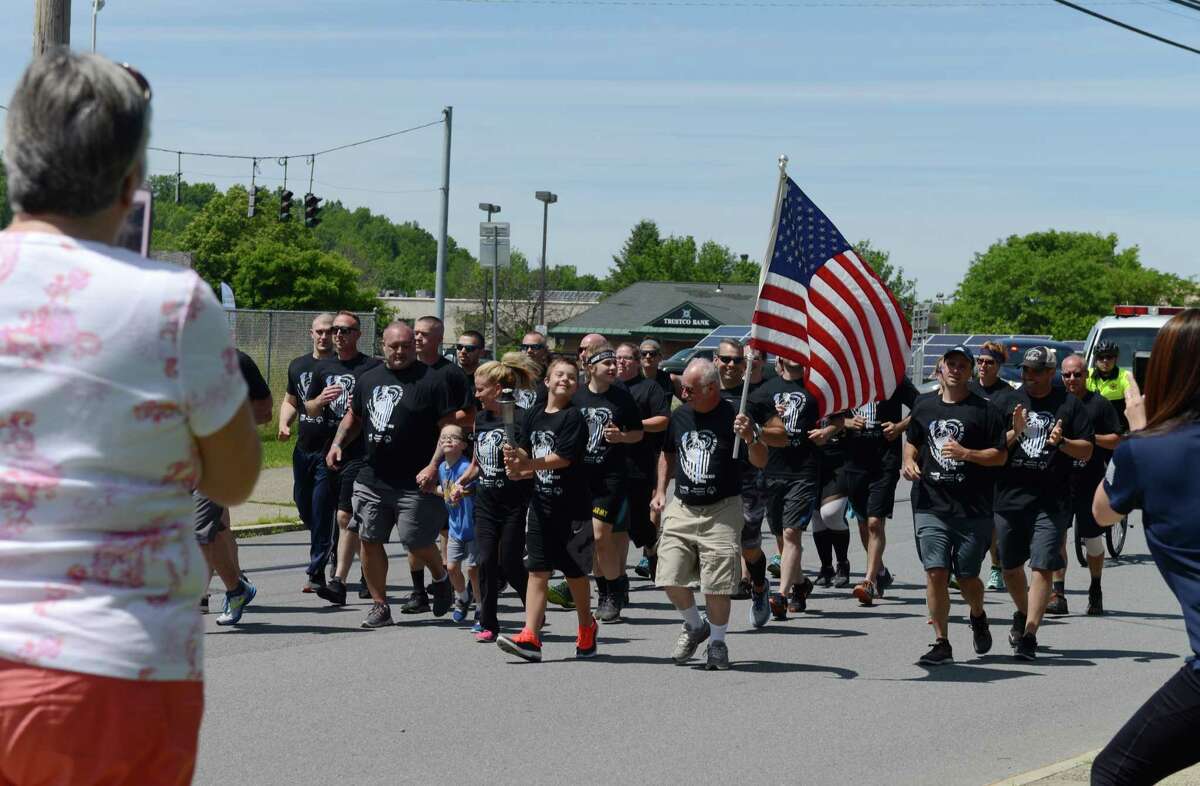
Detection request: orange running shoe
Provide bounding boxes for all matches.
[497,628,543,662]
[576,617,599,658]
[852,580,877,607]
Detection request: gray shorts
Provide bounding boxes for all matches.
[914,511,993,579]
[995,509,1071,572]
[740,479,768,550]
[351,482,447,547]
[193,491,227,545]
[447,536,478,567]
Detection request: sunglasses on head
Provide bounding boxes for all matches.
[120,62,152,102]
[716,355,744,365]
[455,344,480,352]
[521,343,545,351]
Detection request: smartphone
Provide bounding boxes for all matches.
[1133,351,1151,391]
[115,187,153,256]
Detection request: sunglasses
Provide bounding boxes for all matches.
[521,343,545,351]
[455,344,480,352]
[679,383,708,396]
[331,325,358,335]
[716,355,744,365]
[976,357,996,366]
[120,62,152,103]
[640,350,660,358]
[1096,355,1117,361]
[1061,371,1085,378]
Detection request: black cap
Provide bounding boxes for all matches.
[1020,346,1056,370]
[942,345,974,364]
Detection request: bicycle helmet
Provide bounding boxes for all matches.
[1094,340,1119,358]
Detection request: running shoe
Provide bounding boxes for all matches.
[303,573,325,593]
[1087,588,1104,616]
[215,579,256,626]
[451,598,470,624]
[475,629,497,643]
[199,594,208,614]
[749,578,771,629]
[361,602,393,629]
[814,566,835,588]
[672,620,711,664]
[430,577,454,617]
[730,578,752,601]
[969,612,992,655]
[576,617,599,658]
[1008,611,1028,649]
[878,566,894,595]
[497,628,542,662]
[790,577,814,613]
[634,556,651,578]
[705,640,731,671]
[1046,592,1069,616]
[1014,632,1038,661]
[852,580,878,607]
[596,592,620,623]
[948,574,960,590]
[833,563,850,589]
[985,566,1005,591]
[767,554,782,578]
[400,590,430,614]
[546,580,575,609]
[614,576,631,612]
[769,592,788,621]
[918,638,953,666]
[316,577,348,606]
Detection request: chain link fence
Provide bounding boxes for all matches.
[224,309,378,401]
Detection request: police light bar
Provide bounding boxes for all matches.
[1113,305,1186,317]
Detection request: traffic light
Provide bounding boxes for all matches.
[247,185,267,218]
[304,193,322,228]
[279,189,294,222]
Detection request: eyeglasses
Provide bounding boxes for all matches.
[331,325,358,335]
[976,358,996,366]
[440,435,465,443]
[120,62,152,103]
[1061,371,1084,378]
[640,350,660,358]
[455,344,481,352]
[680,383,709,395]
[521,343,545,351]
[716,355,744,365]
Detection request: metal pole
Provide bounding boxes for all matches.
[491,237,499,354]
[265,312,274,388]
[33,0,71,56]
[539,200,549,328]
[434,106,453,322]
[91,5,97,52]
[175,152,182,204]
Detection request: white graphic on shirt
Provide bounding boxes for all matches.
[366,385,403,432]
[679,430,717,484]
[298,371,313,400]
[774,392,808,433]
[853,401,878,429]
[1019,411,1055,458]
[531,430,557,484]
[582,407,613,453]
[929,419,966,471]
[477,428,505,480]
[326,374,355,418]
[515,388,537,410]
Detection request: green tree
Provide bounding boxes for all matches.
[942,230,1197,339]
[0,159,11,229]
[853,239,917,316]
[606,220,746,291]
[231,238,376,311]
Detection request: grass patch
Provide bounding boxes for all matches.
[259,430,294,470]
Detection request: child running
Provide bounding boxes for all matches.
[497,357,599,662]
[438,425,481,625]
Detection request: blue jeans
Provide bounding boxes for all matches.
[293,445,335,578]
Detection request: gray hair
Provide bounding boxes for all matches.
[639,338,662,351]
[684,358,719,388]
[4,49,151,217]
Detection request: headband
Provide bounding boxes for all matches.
[588,349,616,366]
[978,348,1003,361]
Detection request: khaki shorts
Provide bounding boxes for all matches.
[655,495,742,595]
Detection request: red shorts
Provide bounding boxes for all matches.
[0,658,203,786]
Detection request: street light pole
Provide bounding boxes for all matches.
[478,202,501,354]
[534,190,557,329]
[91,0,103,51]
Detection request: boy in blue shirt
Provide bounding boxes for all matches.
[438,425,480,624]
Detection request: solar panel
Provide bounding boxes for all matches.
[695,325,752,349]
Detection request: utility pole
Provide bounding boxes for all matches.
[434,106,453,322]
[33,0,71,56]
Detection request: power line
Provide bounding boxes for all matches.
[147,118,444,162]
[1162,0,1200,12]
[1050,0,1200,53]
[147,168,441,195]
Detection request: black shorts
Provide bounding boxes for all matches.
[525,502,595,578]
[589,473,629,532]
[193,491,227,545]
[740,471,767,550]
[332,458,365,515]
[1072,496,1105,539]
[626,479,657,548]
[819,461,847,501]
[764,474,818,536]
[995,509,1071,571]
[844,467,900,521]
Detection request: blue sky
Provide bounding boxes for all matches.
[2,0,1197,298]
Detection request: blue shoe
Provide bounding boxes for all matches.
[471,619,484,634]
[749,577,771,629]
[767,554,782,579]
[451,598,469,624]
[634,556,651,578]
[216,579,256,626]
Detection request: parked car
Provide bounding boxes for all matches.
[661,345,779,380]
[994,338,1078,386]
[1081,305,1186,389]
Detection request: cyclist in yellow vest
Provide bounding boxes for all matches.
[1087,340,1138,431]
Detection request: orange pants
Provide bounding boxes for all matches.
[0,658,203,786]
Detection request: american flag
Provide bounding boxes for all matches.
[748,177,912,416]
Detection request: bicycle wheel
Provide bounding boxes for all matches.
[1074,533,1087,568]
[1106,516,1129,559]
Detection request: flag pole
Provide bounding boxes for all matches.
[734,154,789,459]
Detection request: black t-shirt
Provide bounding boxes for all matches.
[994,387,1095,514]
[474,408,531,503]
[351,362,453,492]
[571,383,643,477]
[426,356,473,418]
[907,393,1007,518]
[968,378,1012,403]
[286,353,327,452]
[1070,390,1120,501]
[622,374,672,480]
[238,351,271,401]
[515,382,546,411]
[748,375,819,478]
[720,379,764,476]
[650,368,675,400]
[521,405,591,520]
[844,378,918,472]
[663,399,742,505]
[312,353,382,458]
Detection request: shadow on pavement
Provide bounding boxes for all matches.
[804,609,925,621]
[212,621,361,635]
[1035,647,1178,665]
[905,664,1041,682]
[730,660,858,678]
[743,625,867,638]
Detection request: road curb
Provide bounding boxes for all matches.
[231,520,305,539]
[988,750,1098,786]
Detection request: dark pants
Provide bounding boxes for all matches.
[293,445,335,578]
[1091,664,1200,786]
[475,493,530,635]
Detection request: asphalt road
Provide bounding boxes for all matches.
[196,484,1187,786]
